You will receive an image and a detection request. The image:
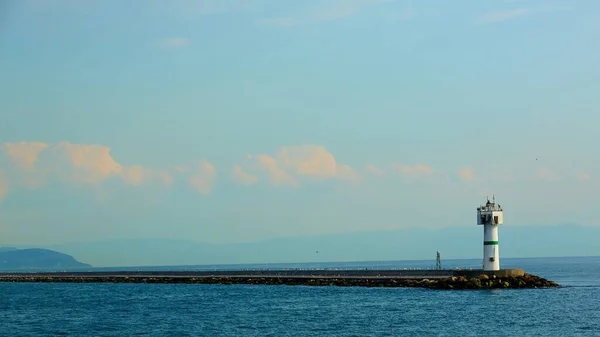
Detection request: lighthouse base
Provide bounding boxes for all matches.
[457,268,525,279]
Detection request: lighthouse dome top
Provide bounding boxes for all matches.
[477,197,503,212]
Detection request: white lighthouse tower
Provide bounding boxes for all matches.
[477,196,504,271]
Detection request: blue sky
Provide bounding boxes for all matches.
[0,0,599,249]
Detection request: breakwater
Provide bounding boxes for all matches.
[0,269,558,289]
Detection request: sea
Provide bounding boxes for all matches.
[0,256,599,336]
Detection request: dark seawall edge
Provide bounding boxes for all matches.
[0,269,559,290]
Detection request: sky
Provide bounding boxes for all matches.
[1,0,599,250]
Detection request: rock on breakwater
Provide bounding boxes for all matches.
[423,273,559,290]
[0,272,559,289]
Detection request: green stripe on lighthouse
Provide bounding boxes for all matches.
[484,241,498,245]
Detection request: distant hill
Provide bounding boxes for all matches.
[30,224,600,267]
[0,248,92,271]
[0,247,18,253]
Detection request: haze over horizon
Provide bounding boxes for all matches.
[1,0,599,265]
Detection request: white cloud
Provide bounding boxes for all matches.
[458,167,475,181]
[365,164,384,175]
[159,170,174,185]
[51,142,123,184]
[120,166,174,187]
[239,145,361,187]
[188,161,217,195]
[120,165,146,186]
[0,141,48,171]
[253,154,298,187]
[0,141,176,198]
[277,145,337,179]
[336,164,360,182]
[231,165,258,186]
[537,169,560,182]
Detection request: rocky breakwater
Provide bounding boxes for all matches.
[0,272,559,289]
[413,273,559,290]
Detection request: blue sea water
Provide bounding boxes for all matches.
[1,256,599,336]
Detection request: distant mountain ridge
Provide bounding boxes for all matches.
[21,224,600,267]
[0,248,91,271]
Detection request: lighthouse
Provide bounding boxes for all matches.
[477,196,504,271]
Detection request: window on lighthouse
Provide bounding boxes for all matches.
[494,216,499,224]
